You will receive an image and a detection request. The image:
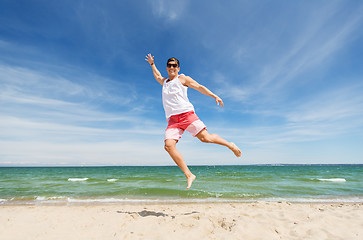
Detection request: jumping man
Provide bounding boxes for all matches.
[145,54,242,190]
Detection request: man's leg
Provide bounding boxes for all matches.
[196,129,242,157]
[164,139,196,190]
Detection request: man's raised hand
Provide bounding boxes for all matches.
[145,53,154,65]
[215,96,224,107]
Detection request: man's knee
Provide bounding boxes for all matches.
[199,134,214,143]
[164,140,177,152]
[164,144,172,152]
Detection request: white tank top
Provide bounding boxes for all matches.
[162,74,194,119]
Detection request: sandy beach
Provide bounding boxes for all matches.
[0,202,362,240]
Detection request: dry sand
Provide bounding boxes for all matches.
[1,202,362,240]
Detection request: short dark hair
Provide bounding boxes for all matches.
[167,57,180,67]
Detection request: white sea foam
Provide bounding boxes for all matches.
[68,178,89,182]
[318,178,346,182]
[64,197,247,204]
[107,179,118,182]
[36,196,47,201]
[263,196,363,203]
[66,197,127,203]
[36,196,67,201]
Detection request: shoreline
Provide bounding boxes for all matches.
[1,202,362,239]
[1,196,363,206]
[2,198,363,206]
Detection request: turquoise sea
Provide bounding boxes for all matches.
[0,165,362,205]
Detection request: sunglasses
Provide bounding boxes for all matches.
[167,63,178,68]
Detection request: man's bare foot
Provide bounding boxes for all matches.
[230,142,242,157]
[186,174,196,190]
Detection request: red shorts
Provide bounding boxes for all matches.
[165,111,206,140]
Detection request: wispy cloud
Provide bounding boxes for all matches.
[148,0,190,21]
[210,81,363,150]
[0,60,166,165]
[261,6,362,92]
[286,84,363,124]
[0,140,166,166]
[223,2,363,104]
[0,63,138,106]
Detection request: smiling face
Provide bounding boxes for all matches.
[166,58,180,79]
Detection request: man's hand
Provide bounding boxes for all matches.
[145,53,154,65]
[215,96,224,107]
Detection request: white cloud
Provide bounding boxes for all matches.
[0,63,137,107]
[148,0,190,21]
[286,85,363,124]
[0,140,166,166]
[0,62,166,165]
[208,79,363,150]
[226,2,363,104]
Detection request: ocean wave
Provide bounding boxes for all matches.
[68,178,89,182]
[318,178,346,182]
[35,196,67,201]
[107,179,118,182]
[263,196,363,203]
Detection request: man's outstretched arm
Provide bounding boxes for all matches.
[145,54,166,85]
[180,75,224,107]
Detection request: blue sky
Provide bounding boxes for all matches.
[1,0,363,166]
